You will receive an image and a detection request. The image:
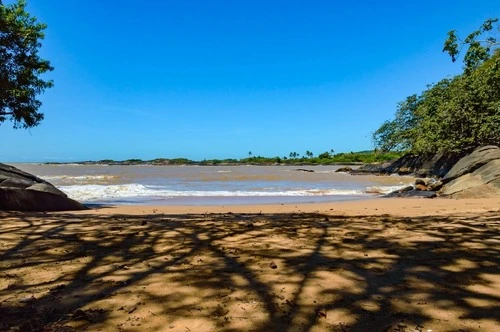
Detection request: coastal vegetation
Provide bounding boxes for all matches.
[46,150,403,166]
[373,18,500,154]
[0,0,53,128]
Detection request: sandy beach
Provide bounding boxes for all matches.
[1,197,499,331]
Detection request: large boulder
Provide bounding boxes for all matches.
[0,163,86,211]
[439,146,500,198]
[442,146,500,182]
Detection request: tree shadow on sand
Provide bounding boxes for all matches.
[0,209,499,331]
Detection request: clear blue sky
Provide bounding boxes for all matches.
[2,0,499,162]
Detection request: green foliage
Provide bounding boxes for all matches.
[0,0,53,128]
[373,94,419,151]
[374,18,500,155]
[169,158,192,165]
[318,151,331,159]
[327,151,403,164]
[443,18,499,73]
[124,159,144,164]
[55,150,403,166]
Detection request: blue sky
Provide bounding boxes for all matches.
[2,0,499,162]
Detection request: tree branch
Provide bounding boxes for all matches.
[475,40,500,47]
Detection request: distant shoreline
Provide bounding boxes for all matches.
[36,150,403,166]
[42,160,366,167]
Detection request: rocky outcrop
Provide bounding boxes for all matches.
[385,187,437,198]
[349,162,392,175]
[352,151,466,177]
[439,146,500,198]
[293,168,315,173]
[375,146,500,199]
[0,163,87,212]
[383,179,441,198]
[335,166,353,173]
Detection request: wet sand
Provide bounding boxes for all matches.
[0,198,499,331]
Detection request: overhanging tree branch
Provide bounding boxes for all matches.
[0,0,53,129]
[443,18,499,72]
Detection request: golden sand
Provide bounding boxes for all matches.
[0,198,499,331]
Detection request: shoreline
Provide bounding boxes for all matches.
[1,197,499,331]
[80,197,500,217]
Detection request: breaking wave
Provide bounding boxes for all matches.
[60,183,368,202]
[59,183,410,203]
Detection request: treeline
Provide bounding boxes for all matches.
[49,150,403,166]
[237,150,402,165]
[373,19,500,155]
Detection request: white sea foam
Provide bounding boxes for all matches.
[364,184,410,194]
[40,175,116,181]
[59,183,367,202]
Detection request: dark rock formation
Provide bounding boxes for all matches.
[385,188,437,198]
[351,151,467,178]
[335,167,353,173]
[350,162,392,175]
[0,163,87,212]
[415,179,426,186]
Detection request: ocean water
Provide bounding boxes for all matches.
[13,164,413,206]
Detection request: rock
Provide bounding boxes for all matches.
[386,152,466,177]
[442,146,500,183]
[385,184,436,197]
[414,179,427,190]
[440,156,500,198]
[385,189,437,198]
[415,179,426,186]
[0,177,35,189]
[335,167,353,173]
[27,183,68,196]
[0,187,86,211]
[427,179,443,191]
[356,146,500,199]
[350,162,391,174]
[0,163,46,183]
[353,151,466,177]
[0,163,86,212]
[415,184,427,191]
[399,185,415,193]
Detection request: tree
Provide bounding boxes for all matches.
[318,151,331,159]
[372,94,420,152]
[374,18,500,154]
[0,0,53,129]
[443,18,499,73]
